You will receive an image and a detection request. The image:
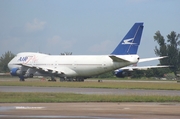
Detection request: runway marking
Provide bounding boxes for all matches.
[0,115,119,119]
[15,106,45,110]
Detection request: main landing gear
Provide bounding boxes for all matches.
[60,77,84,82]
[48,76,57,81]
[19,76,25,81]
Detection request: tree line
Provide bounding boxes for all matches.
[0,51,15,73]
[154,31,180,76]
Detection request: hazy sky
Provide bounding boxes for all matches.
[0,0,179,65]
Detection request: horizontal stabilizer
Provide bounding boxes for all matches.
[109,55,129,62]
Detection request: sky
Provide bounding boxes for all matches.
[0,0,180,66]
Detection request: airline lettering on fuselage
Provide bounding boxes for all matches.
[18,57,28,62]
[18,56,37,64]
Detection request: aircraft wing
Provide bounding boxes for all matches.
[22,64,65,74]
[138,56,167,63]
[114,65,170,78]
[21,63,78,76]
[119,65,170,71]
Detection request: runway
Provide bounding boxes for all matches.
[0,86,180,96]
[1,103,180,119]
[1,86,180,118]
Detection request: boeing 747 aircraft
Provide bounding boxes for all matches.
[8,22,165,81]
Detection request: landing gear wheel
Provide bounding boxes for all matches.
[19,77,25,81]
[60,77,65,82]
[18,75,25,81]
[48,76,56,81]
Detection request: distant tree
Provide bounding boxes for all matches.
[131,70,145,78]
[154,31,168,65]
[0,51,15,72]
[144,69,154,77]
[95,71,114,78]
[166,31,180,74]
[154,31,180,75]
[61,52,72,55]
[151,68,171,78]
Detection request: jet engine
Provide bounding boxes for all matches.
[10,68,34,78]
[10,68,23,76]
[114,70,131,78]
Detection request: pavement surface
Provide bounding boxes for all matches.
[0,86,180,96]
[0,84,180,119]
[0,103,180,119]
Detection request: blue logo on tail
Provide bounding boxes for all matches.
[122,38,136,45]
[111,22,144,55]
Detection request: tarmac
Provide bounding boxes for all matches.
[0,103,180,119]
[0,79,180,119]
[1,86,180,96]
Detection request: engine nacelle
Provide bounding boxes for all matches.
[114,70,131,78]
[10,68,22,76]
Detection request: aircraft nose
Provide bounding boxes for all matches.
[7,60,14,70]
[7,62,12,70]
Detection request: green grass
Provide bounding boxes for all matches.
[0,81,180,90]
[0,78,180,103]
[0,92,180,103]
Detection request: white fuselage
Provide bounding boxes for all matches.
[8,52,139,77]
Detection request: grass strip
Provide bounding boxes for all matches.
[0,92,180,103]
[0,81,180,90]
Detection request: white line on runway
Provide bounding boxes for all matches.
[15,106,45,109]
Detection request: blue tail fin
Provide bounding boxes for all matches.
[111,22,144,55]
